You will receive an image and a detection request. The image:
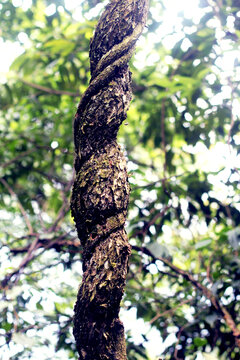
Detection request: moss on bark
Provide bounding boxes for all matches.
[71,1,148,359]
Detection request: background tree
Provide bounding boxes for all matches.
[0,0,240,359]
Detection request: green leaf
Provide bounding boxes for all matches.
[146,243,169,258]
[44,39,75,56]
[197,28,214,37]
[193,337,208,347]
[2,322,12,332]
[10,52,28,71]
[195,239,212,250]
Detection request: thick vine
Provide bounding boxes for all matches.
[71,1,148,359]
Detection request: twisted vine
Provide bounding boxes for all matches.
[71,1,148,359]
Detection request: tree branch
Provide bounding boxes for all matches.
[0,178,33,234]
[132,245,240,347]
[149,299,192,325]
[20,79,80,97]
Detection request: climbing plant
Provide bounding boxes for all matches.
[0,0,239,359]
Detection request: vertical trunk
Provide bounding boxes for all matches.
[71,1,148,359]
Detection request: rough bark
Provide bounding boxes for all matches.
[71,1,148,359]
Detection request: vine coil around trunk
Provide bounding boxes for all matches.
[71,1,148,359]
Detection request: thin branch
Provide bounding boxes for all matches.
[149,299,192,325]
[207,0,240,181]
[206,255,214,285]
[132,245,240,347]
[174,323,189,360]
[2,235,80,289]
[47,176,74,233]
[161,98,167,179]
[158,48,198,192]
[10,235,80,254]
[132,204,171,239]
[132,172,188,190]
[0,178,33,234]
[20,79,81,97]
[1,234,40,289]
[23,258,78,276]
[2,149,35,169]
[226,79,240,180]
[33,168,69,186]
[1,232,78,289]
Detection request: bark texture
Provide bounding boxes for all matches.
[71,1,148,359]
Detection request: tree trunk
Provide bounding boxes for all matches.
[71,1,148,359]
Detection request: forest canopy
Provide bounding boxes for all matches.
[0,0,240,359]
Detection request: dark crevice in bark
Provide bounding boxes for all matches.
[71,1,148,359]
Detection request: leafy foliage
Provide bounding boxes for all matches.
[0,0,240,359]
